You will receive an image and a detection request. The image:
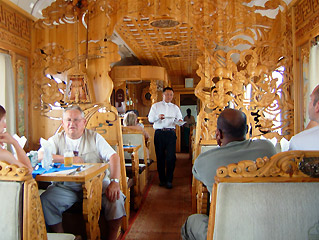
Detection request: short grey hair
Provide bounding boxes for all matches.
[63,105,85,118]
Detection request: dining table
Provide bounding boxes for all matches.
[34,162,108,240]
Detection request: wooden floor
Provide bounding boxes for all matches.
[121,153,193,240]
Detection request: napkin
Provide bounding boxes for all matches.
[174,120,186,126]
[40,138,53,171]
[12,134,27,158]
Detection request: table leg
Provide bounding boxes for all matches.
[82,172,105,240]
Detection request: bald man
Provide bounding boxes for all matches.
[289,85,319,150]
[181,108,277,240]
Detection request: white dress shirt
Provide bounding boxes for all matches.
[148,101,183,129]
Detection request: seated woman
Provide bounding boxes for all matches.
[123,111,150,158]
[0,105,33,173]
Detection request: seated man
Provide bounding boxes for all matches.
[38,105,125,240]
[289,84,319,150]
[181,108,277,240]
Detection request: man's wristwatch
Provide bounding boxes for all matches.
[110,178,120,183]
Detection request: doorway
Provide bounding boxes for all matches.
[180,94,198,153]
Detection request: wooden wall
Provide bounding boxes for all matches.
[292,0,319,133]
[0,0,33,149]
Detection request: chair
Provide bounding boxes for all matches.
[206,150,319,240]
[85,104,131,231]
[192,140,218,213]
[122,126,152,208]
[0,160,75,240]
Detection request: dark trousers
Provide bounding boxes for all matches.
[154,129,177,183]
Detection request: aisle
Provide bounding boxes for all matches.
[122,153,192,240]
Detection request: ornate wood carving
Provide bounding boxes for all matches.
[82,172,105,240]
[23,178,48,240]
[191,0,293,142]
[0,2,31,53]
[216,151,319,179]
[0,161,29,178]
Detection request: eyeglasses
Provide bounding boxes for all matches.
[64,118,84,123]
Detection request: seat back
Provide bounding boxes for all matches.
[85,104,130,231]
[0,160,47,240]
[207,150,319,240]
[192,140,218,213]
[122,127,148,163]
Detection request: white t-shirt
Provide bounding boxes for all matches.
[288,126,319,150]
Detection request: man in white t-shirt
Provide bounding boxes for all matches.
[38,106,125,239]
[289,84,319,150]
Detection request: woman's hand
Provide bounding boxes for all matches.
[0,132,16,146]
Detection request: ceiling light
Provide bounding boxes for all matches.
[163,54,180,58]
[150,17,180,28]
[159,40,180,46]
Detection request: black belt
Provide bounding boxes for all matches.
[156,128,175,131]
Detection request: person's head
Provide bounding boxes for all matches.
[216,108,248,146]
[163,87,174,103]
[62,105,86,139]
[0,105,6,133]
[308,85,319,123]
[186,108,191,116]
[123,111,138,126]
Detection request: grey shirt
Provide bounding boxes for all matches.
[193,139,277,195]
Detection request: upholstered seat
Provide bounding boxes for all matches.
[206,150,319,240]
[0,160,75,240]
[122,127,152,207]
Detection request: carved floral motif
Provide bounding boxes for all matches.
[216,151,319,179]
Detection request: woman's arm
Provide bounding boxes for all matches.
[0,132,33,173]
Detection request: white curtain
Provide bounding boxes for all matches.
[305,44,319,127]
[0,53,16,137]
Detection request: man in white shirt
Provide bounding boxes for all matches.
[38,106,125,239]
[289,84,319,150]
[148,87,183,189]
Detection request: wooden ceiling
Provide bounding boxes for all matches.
[115,17,201,78]
[10,0,293,82]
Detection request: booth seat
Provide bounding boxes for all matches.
[122,127,153,196]
[0,160,75,240]
[207,150,319,240]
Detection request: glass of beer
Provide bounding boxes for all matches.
[64,150,74,167]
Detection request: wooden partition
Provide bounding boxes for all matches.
[85,103,130,231]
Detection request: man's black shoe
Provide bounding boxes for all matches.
[166,182,173,189]
[159,181,166,187]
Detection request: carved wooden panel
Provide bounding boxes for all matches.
[15,56,28,137]
[294,0,319,41]
[0,2,31,53]
[191,0,293,142]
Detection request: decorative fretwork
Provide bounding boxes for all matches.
[83,171,105,240]
[216,151,319,179]
[191,0,293,142]
[0,161,29,178]
[0,2,31,53]
[24,178,47,240]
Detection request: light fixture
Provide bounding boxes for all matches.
[159,40,180,46]
[150,17,180,28]
[163,54,180,58]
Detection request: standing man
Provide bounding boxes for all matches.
[289,84,319,150]
[38,105,125,240]
[148,87,183,189]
